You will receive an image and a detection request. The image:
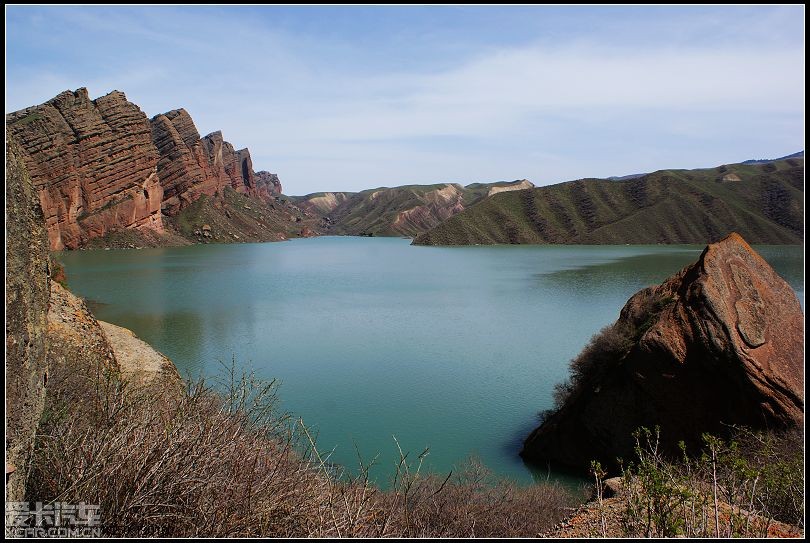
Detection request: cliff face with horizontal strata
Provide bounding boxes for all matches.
[7,89,163,250]
[7,88,283,250]
[521,233,804,472]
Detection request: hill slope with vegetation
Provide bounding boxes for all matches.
[292,180,533,237]
[413,159,803,245]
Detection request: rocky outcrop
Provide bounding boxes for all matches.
[149,109,262,213]
[253,171,283,200]
[521,233,804,471]
[8,88,286,250]
[37,281,184,454]
[7,89,164,250]
[150,108,216,215]
[486,179,534,196]
[5,138,50,500]
[46,281,119,395]
[98,321,182,389]
[199,131,256,196]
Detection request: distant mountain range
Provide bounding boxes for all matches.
[7,87,803,249]
[291,180,534,237]
[741,151,804,164]
[413,157,803,246]
[606,151,804,180]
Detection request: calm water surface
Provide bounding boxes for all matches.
[58,238,804,486]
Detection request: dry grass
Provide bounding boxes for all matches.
[27,359,576,537]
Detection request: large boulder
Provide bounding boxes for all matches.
[521,233,804,471]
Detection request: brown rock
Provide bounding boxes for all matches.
[98,321,182,390]
[521,233,804,471]
[46,282,183,421]
[5,137,50,500]
[150,111,263,213]
[7,89,163,250]
[602,477,624,498]
[199,131,256,196]
[254,170,283,200]
[8,88,286,249]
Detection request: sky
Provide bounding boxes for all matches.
[5,6,805,195]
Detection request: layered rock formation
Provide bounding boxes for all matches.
[7,89,163,250]
[150,109,264,214]
[8,88,288,249]
[521,233,804,471]
[5,138,50,500]
[390,184,466,234]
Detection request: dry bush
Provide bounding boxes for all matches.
[380,452,575,538]
[551,288,673,412]
[29,364,341,536]
[619,426,804,538]
[552,322,633,410]
[27,358,577,537]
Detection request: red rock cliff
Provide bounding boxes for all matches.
[254,170,283,200]
[521,233,804,471]
[7,89,163,250]
[8,88,279,249]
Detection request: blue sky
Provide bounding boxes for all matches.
[5,6,805,195]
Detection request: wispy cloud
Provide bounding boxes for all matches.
[6,6,804,193]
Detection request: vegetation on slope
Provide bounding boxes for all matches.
[292,180,532,237]
[27,357,575,537]
[414,159,803,245]
[614,428,802,537]
[553,428,804,537]
[83,187,321,249]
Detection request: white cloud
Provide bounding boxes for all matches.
[6,7,804,193]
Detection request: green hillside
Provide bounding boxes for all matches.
[413,159,804,245]
[292,180,533,237]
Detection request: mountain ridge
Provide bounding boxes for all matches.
[413,159,803,246]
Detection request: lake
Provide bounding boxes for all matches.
[58,237,804,486]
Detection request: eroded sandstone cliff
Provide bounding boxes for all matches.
[521,233,804,471]
[7,89,163,250]
[8,88,301,249]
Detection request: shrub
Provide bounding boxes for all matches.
[48,258,67,287]
[27,358,577,537]
[550,288,675,412]
[617,426,804,538]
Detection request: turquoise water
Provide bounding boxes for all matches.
[58,238,804,486]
